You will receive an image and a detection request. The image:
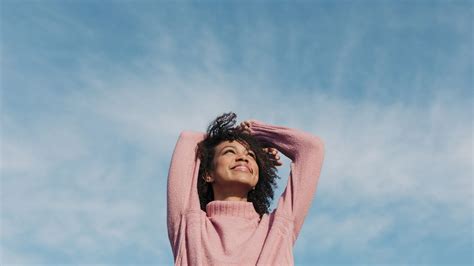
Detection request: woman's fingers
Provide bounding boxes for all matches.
[238,121,252,134]
[263,147,282,166]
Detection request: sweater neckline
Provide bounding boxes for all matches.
[206,200,259,219]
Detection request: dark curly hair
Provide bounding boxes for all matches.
[196,112,280,216]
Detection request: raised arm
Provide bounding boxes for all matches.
[248,120,325,244]
[166,131,205,255]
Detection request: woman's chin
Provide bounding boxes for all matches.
[220,178,255,190]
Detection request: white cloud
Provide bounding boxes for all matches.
[285,90,472,262]
[295,212,394,260]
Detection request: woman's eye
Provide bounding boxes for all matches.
[224,149,235,154]
[249,152,256,159]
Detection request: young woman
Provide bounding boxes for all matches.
[167,112,325,265]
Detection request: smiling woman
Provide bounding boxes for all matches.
[203,140,260,200]
[167,112,325,265]
[195,113,281,216]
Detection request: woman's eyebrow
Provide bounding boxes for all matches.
[221,145,236,149]
[220,145,236,152]
[221,145,254,154]
[220,145,249,152]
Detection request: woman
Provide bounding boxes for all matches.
[167,112,325,265]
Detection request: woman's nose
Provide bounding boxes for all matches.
[236,153,249,162]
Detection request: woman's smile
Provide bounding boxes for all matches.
[231,163,252,173]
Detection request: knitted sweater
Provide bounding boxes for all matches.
[167,120,325,265]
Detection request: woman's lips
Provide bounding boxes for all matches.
[232,165,251,173]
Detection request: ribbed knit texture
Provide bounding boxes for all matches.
[206,201,260,220]
[167,120,325,265]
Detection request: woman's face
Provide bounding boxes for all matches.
[208,140,259,191]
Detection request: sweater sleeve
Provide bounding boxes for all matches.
[166,131,205,256]
[249,120,325,244]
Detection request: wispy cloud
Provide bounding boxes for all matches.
[291,90,472,263]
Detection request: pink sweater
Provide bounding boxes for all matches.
[167,120,325,265]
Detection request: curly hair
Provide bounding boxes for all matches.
[196,112,280,217]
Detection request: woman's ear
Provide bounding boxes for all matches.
[204,172,214,183]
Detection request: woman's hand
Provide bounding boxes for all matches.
[263,147,283,166]
[238,120,282,166]
[237,120,252,134]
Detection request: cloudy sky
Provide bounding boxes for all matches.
[1,0,472,265]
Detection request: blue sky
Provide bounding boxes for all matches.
[1,0,472,265]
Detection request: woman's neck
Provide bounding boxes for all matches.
[212,186,249,202]
[213,194,248,202]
